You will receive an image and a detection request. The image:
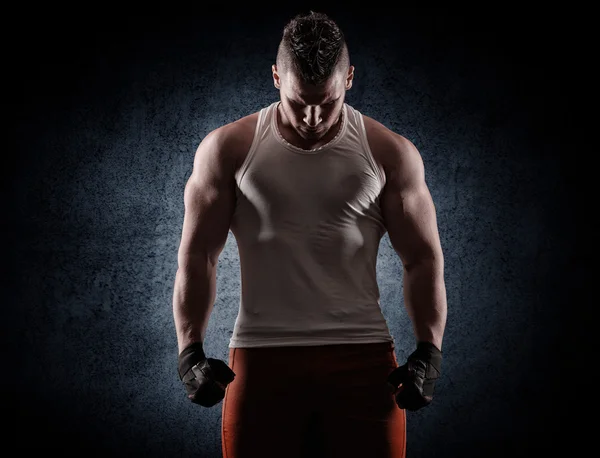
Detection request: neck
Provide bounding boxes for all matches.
[277,103,344,150]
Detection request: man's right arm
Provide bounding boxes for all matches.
[172,127,238,354]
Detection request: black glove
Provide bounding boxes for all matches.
[178,342,236,407]
[387,341,442,411]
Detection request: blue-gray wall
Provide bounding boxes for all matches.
[5,8,589,458]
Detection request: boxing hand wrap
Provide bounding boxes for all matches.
[178,342,236,407]
[387,341,442,411]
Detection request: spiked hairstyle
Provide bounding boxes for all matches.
[276,11,350,86]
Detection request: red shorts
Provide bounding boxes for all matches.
[221,341,406,458]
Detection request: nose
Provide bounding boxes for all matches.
[303,106,322,128]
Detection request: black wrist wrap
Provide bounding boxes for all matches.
[178,342,206,380]
[411,341,442,377]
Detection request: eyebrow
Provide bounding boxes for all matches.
[292,95,338,105]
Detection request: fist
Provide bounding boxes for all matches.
[387,342,442,411]
[178,342,236,408]
[182,358,236,407]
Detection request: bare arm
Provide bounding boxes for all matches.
[173,127,238,354]
[380,134,447,350]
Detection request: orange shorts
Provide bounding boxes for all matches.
[221,341,406,458]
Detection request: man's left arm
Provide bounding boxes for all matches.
[380,134,447,350]
[379,133,447,411]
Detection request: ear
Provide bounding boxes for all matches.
[272,64,281,89]
[345,65,355,90]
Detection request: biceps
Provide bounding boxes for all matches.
[381,183,441,267]
[178,175,235,268]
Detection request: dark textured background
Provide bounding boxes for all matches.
[4,7,591,458]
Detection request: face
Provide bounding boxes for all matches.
[272,64,354,140]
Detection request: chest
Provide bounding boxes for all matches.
[240,149,382,220]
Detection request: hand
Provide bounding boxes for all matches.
[387,341,442,411]
[178,342,236,407]
[182,358,236,407]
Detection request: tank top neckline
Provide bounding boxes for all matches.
[271,101,348,155]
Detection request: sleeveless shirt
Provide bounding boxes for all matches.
[228,101,395,348]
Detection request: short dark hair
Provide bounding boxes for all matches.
[276,11,349,86]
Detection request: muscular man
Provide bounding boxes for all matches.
[173,11,447,458]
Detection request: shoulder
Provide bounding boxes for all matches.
[195,110,260,173]
[362,114,424,186]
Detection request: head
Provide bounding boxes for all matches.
[272,11,354,139]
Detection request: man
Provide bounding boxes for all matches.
[173,10,447,458]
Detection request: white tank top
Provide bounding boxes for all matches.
[228,101,394,348]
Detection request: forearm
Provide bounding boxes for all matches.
[172,258,217,353]
[403,257,447,350]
